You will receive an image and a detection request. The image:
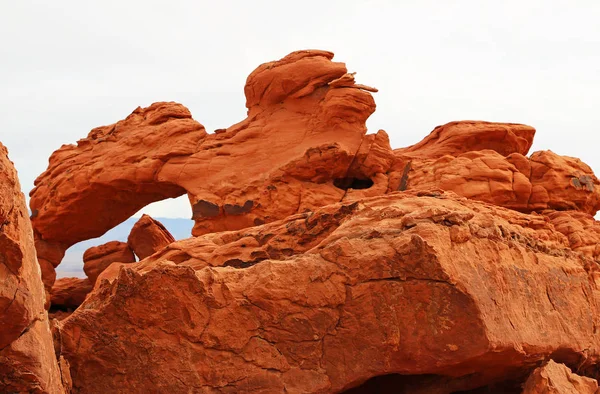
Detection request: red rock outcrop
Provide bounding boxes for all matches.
[522,360,598,393]
[390,123,600,215]
[0,143,65,393]
[23,50,600,392]
[83,241,135,284]
[29,51,600,289]
[51,277,93,310]
[397,120,536,158]
[127,214,175,259]
[59,191,600,393]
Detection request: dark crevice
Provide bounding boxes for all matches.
[454,380,523,393]
[398,160,412,191]
[0,315,42,352]
[49,305,75,314]
[342,373,525,394]
[334,177,374,191]
[222,258,267,269]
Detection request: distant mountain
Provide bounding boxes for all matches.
[56,217,193,278]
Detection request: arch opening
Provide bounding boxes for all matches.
[334,177,374,190]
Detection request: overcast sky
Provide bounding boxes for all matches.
[2,0,599,219]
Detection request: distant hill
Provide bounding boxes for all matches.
[56,217,193,278]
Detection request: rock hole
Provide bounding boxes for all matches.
[333,177,374,191]
[59,198,193,279]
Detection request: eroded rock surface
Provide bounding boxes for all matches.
[61,192,600,393]
[127,214,175,259]
[391,125,600,215]
[0,143,65,393]
[522,360,599,394]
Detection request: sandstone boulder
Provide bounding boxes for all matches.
[127,214,175,259]
[396,120,536,158]
[83,241,135,284]
[391,139,600,215]
[522,360,599,393]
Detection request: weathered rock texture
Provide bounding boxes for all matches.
[127,214,175,259]
[522,360,599,394]
[59,192,600,393]
[83,241,135,284]
[51,277,93,310]
[0,143,65,393]
[29,51,600,290]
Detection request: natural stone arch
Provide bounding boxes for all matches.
[29,51,380,287]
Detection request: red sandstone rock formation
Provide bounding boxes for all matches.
[60,191,600,393]
[30,50,377,280]
[28,51,600,291]
[390,122,600,215]
[127,214,175,259]
[396,121,536,158]
[0,143,65,393]
[522,360,598,393]
[83,241,135,284]
[18,50,600,392]
[51,277,93,310]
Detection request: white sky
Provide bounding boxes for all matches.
[1,0,599,219]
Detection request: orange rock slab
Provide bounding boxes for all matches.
[522,360,599,394]
[60,192,600,393]
[127,214,175,259]
[0,143,65,393]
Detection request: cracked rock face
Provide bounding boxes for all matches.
[61,191,600,393]
[0,143,65,393]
